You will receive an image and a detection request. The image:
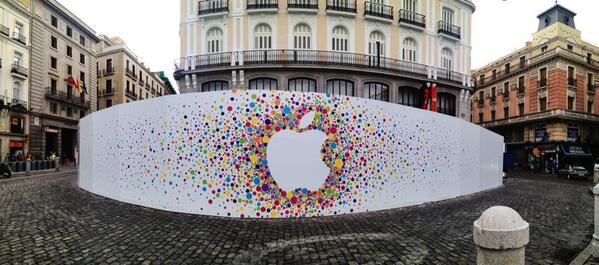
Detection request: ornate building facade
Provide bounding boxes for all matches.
[176,0,475,119]
[472,4,599,171]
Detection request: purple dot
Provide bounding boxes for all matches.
[261,184,270,192]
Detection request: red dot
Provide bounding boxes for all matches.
[208,199,213,204]
[290,196,298,204]
[227,106,233,111]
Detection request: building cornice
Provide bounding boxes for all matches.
[4,0,32,18]
[481,109,599,129]
[41,0,100,42]
[98,47,166,86]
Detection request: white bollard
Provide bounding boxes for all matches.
[473,206,529,265]
[592,184,599,253]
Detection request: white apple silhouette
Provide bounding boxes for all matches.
[266,111,331,192]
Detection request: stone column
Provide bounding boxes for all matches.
[592,184,599,253]
[473,206,529,265]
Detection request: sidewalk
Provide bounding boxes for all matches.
[0,166,77,183]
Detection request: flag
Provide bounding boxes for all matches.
[66,75,77,87]
[80,81,88,94]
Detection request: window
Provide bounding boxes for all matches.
[12,82,21,101]
[106,100,112,108]
[402,38,417,62]
[491,110,496,121]
[518,76,525,94]
[331,26,348,52]
[14,23,23,40]
[368,31,385,57]
[403,0,417,12]
[50,103,57,114]
[50,79,57,94]
[249,78,278,90]
[567,44,573,51]
[504,106,509,119]
[254,24,272,49]
[504,63,510,74]
[66,107,73,117]
[567,96,574,110]
[518,103,524,115]
[437,93,456,116]
[492,69,497,80]
[519,56,526,68]
[80,35,86,46]
[80,71,85,82]
[67,85,73,98]
[293,24,311,50]
[80,54,85,64]
[106,58,113,72]
[588,101,594,114]
[503,82,509,98]
[442,7,454,24]
[13,53,22,68]
[478,112,483,123]
[66,45,72,57]
[364,82,389,102]
[206,28,223,53]
[568,66,575,86]
[540,97,547,111]
[441,48,453,70]
[66,26,72,37]
[539,67,547,87]
[288,78,316,92]
[106,80,113,93]
[51,36,57,49]
[326,79,354,96]
[67,64,72,75]
[479,74,485,85]
[541,46,548,53]
[490,87,496,101]
[398,86,421,108]
[202,80,226,92]
[50,57,57,69]
[80,110,86,119]
[51,15,58,27]
[589,73,595,92]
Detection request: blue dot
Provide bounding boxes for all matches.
[253,178,261,184]
[283,107,291,114]
[261,159,268,166]
[246,193,253,199]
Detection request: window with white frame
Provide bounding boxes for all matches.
[293,24,311,50]
[441,48,453,70]
[331,26,349,52]
[13,82,21,101]
[368,31,385,56]
[403,0,417,12]
[402,38,417,62]
[442,7,454,24]
[254,24,272,50]
[206,28,223,54]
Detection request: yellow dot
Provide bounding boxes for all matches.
[262,136,270,143]
[250,155,259,163]
[335,159,343,168]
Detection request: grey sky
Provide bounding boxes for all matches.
[56,0,599,91]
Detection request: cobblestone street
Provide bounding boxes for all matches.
[0,173,593,264]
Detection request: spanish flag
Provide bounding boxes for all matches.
[66,75,77,87]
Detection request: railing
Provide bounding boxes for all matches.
[198,0,228,15]
[326,0,356,13]
[489,95,496,103]
[44,88,91,109]
[364,1,393,20]
[103,67,115,76]
[125,89,137,99]
[11,98,27,107]
[4,160,58,174]
[438,21,461,39]
[247,0,278,10]
[99,88,115,96]
[589,83,596,93]
[502,92,510,99]
[13,32,26,44]
[568,78,577,87]
[125,69,138,80]
[175,50,469,86]
[399,9,425,28]
[11,64,28,77]
[139,79,145,86]
[538,78,547,88]
[0,25,9,37]
[288,0,318,9]
[518,85,525,94]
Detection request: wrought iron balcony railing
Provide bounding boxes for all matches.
[589,83,596,93]
[538,78,548,88]
[44,88,91,109]
[175,50,470,87]
[99,88,115,96]
[518,85,525,94]
[13,32,26,45]
[364,1,393,20]
[198,0,228,15]
[438,21,461,39]
[125,68,138,80]
[125,89,137,99]
[11,64,28,77]
[326,0,356,13]
[568,78,577,87]
[139,79,145,86]
[399,9,425,28]
[288,0,318,9]
[10,98,27,108]
[0,25,9,37]
[103,67,115,76]
[247,0,278,10]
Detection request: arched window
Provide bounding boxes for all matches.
[441,48,453,70]
[293,24,311,50]
[201,81,229,92]
[402,38,417,62]
[326,79,354,96]
[288,78,316,92]
[254,24,272,50]
[398,86,420,108]
[249,78,278,90]
[331,26,348,52]
[368,31,385,56]
[364,82,389,102]
[206,28,223,54]
[437,92,456,116]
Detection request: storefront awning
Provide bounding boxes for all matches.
[560,144,592,156]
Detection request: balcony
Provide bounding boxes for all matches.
[198,0,228,16]
[0,25,8,37]
[502,92,510,101]
[125,89,137,99]
[12,32,26,45]
[102,67,115,76]
[247,0,278,12]
[99,88,115,96]
[125,69,137,80]
[517,85,525,95]
[11,64,28,79]
[398,9,425,29]
[139,79,145,86]
[364,1,393,22]
[44,88,91,109]
[438,21,461,40]
[326,0,356,15]
[489,95,496,103]
[145,83,151,90]
[288,0,318,12]
[537,78,547,88]
[175,50,470,88]
[588,83,596,93]
[568,78,577,87]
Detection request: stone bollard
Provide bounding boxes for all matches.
[594,170,599,185]
[26,161,31,176]
[592,184,599,253]
[55,158,61,172]
[473,206,529,265]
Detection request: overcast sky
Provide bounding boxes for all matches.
[57,0,599,91]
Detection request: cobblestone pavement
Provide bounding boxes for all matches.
[0,173,593,264]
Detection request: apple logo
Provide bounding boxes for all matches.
[266,111,331,192]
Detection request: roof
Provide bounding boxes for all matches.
[537,3,576,18]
